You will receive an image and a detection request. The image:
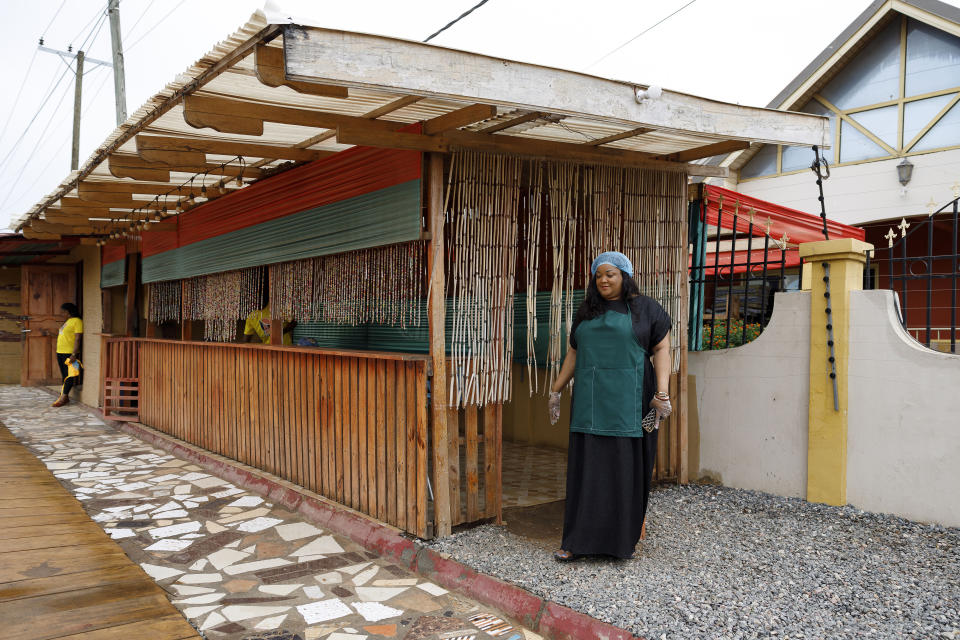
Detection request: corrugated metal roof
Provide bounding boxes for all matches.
[15,10,828,239]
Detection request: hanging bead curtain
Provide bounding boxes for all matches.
[179,266,265,342]
[147,279,182,324]
[147,242,426,342]
[269,241,426,328]
[446,152,523,408]
[445,151,688,406]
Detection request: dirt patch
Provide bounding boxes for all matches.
[501,500,565,550]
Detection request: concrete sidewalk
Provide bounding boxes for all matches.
[0,386,541,640]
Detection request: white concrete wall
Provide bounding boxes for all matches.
[848,290,960,527]
[734,147,960,227]
[689,292,810,497]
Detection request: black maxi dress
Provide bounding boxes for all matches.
[560,295,672,559]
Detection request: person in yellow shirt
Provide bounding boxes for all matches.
[52,302,82,407]
[242,305,294,345]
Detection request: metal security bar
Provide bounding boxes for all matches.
[689,194,795,350]
[875,196,960,354]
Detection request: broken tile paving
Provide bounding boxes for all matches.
[0,386,542,640]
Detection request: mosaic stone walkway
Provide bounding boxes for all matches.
[0,386,540,640]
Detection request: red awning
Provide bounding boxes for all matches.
[703,185,864,243]
[693,185,863,275]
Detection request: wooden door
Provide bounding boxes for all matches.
[20,265,78,386]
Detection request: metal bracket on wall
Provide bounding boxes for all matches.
[822,263,839,412]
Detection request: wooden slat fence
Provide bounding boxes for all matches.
[101,336,140,422]
[135,340,431,538]
[447,403,502,527]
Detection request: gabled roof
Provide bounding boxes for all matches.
[723,0,960,171]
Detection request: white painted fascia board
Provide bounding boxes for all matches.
[281,26,830,148]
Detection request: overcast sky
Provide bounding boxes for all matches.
[1,0,953,231]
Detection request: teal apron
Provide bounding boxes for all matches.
[571,309,646,438]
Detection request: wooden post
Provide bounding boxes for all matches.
[678,203,691,483]
[270,314,284,345]
[124,254,138,336]
[427,153,451,537]
[101,289,112,334]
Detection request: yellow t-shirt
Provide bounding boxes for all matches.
[243,308,292,345]
[57,317,83,354]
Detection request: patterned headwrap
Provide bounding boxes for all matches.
[590,251,634,277]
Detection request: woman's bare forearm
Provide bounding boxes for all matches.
[651,334,671,394]
[551,348,577,393]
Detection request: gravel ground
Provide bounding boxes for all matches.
[427,484,960,639]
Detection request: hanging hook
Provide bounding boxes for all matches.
[810,145,831,240]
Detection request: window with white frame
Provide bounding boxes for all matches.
[741,15,960,179]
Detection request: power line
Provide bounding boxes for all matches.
[124,0,158,44]
[41,0,70,37]
[126,0,188,52]
[0,76,75,211]
[424,0,491,43]
[0,11,110,207]
[584,0,698,70]
[69,3,108,50]
[0,0,72,150]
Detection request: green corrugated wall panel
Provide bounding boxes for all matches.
[292,323,370,349]
[290,292,587,364]
[512,290,585,365]
[142,180,421,283]
[100,259,126,288]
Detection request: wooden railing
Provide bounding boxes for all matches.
[136,340,432,538]
[100,336,140,422]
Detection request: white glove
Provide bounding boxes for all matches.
[650,396,672,420]
[548,391,561,425]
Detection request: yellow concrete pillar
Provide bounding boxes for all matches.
[798,238,873,506]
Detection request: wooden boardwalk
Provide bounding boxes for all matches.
[0,424,200,640]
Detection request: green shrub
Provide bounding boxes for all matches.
[701,319,764,350]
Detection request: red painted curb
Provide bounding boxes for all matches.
[102,416,641,640]
[415,548,543,630]
[538,601,640,640]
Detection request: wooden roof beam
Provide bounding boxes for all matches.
[284,26,830,148]
[254,44,349,98]
[136,135,332,165]
[60,196,161,211]
[108,153,266,182]
[423,104,498,135]
[79,180,238,197]
[335,123,729,177]
[22,229,61,240]
[656,140,750,163]
[30,220,118,235]
[44,214,134,227]
[78,182,239,205]
[182,94,407,136]
[586,126,655,146]
[477,111,546,134]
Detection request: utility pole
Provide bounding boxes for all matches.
[38,45,112,170]
[71,50,84,170]
[107,0,127,125]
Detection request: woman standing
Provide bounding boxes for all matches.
[548,251,672,560]
[52,302,83,407]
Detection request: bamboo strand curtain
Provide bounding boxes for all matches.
[445,151,687,408]
[146,240,427,341]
